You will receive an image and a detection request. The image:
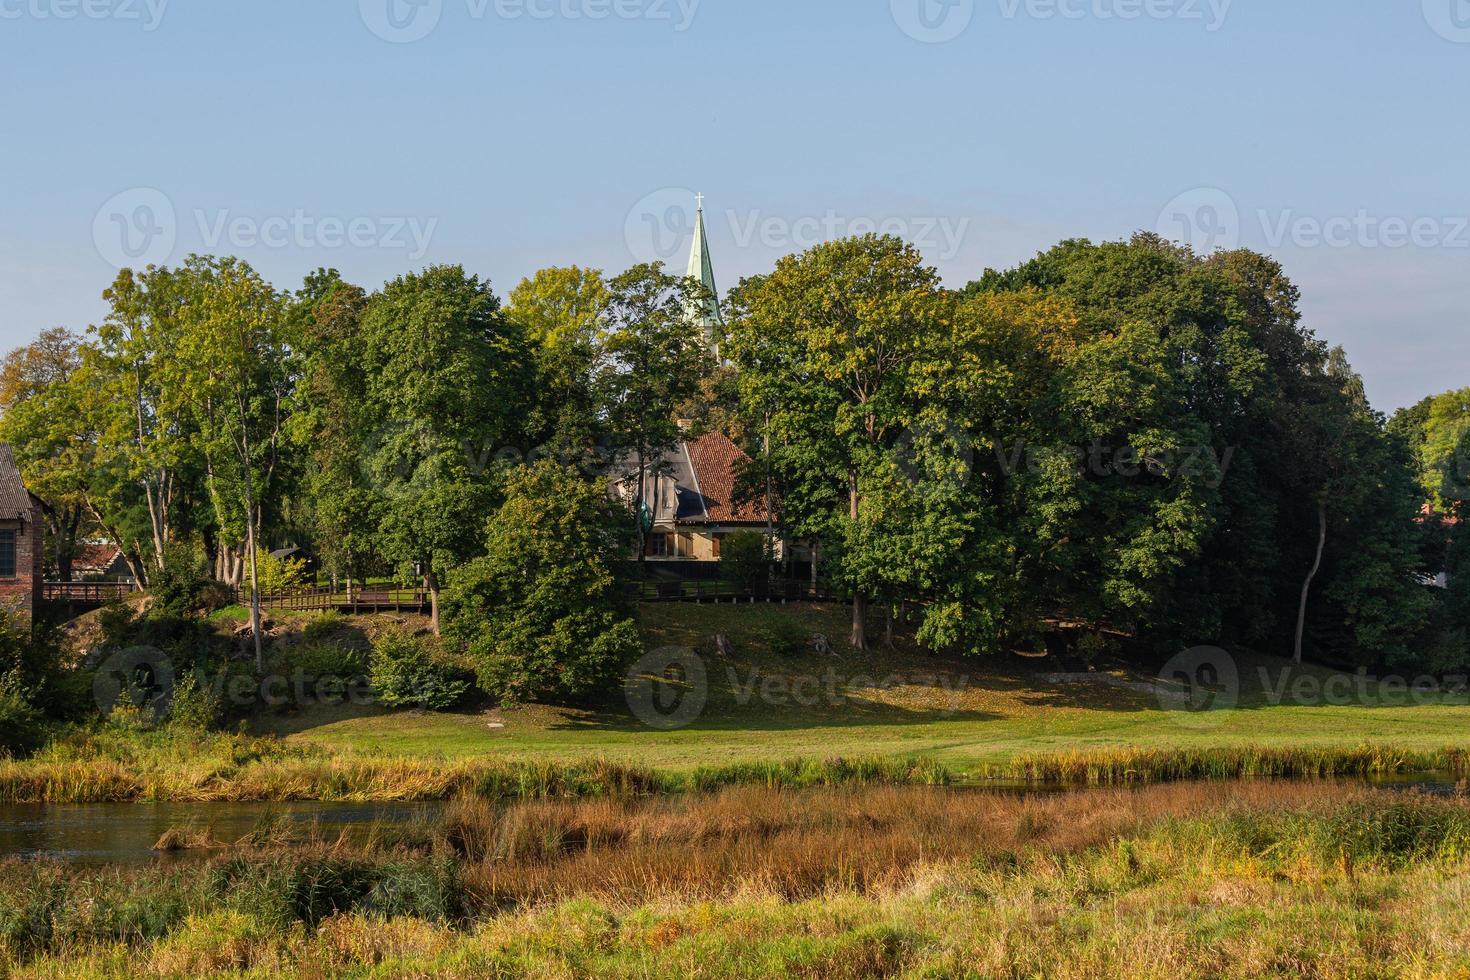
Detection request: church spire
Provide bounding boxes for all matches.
[685,193,722,352]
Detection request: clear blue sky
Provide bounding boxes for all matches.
[2,0,1466,410]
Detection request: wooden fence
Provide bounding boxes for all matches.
[41,581,137,604]
[255,586,430,614]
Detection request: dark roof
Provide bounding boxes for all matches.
[0,444,36,521]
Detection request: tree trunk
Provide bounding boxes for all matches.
[1294,499,1328,665]
[849,469,867,650]
[245,512,264,672]
[634,449,648,565]
[426,569,441,635]
[810,542,818,595]
[885,605,894,647]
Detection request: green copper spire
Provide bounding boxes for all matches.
[685,193,722,350]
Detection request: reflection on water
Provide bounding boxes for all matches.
[0,801,441,865]
[0,773,1460,866]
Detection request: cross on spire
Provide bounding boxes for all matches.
[695,192,705,211]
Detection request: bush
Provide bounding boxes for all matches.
[444,462,639,704]
[253,551,308,595]
[753,616,810,658]
[720,530,771,591]
[210,855,464,928]
[272,641,368,709]
[370,631,471,711]
[97,598,136,648]
[150,543,212,617]
[167,672,221,732]
[0,669,42,756]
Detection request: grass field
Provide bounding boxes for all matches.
[245,602,1470,776]
[9,781,1470,977]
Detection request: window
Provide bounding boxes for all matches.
[646,533,668,558]
[713,533,725,558]
[0,530,15,579]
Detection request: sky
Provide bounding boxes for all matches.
[1,0,1467,412]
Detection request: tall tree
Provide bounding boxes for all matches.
[0,330,92,579]
[170,256,290,669]
[443,461,639,703]
[288,270,378,594]
[725,236,945,649]
[89,266,200,576]
[507,266,609,458]
[598,263,714,563]
[359,265,533,633]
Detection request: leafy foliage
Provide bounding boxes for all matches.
[369,630,471,711]
[445,461,639,704]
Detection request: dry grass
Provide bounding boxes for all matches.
[10,781,1470,977]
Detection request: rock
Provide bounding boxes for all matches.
[714,633,735,657]
[810,633,834,657]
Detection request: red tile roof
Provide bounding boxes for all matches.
[685,431,769,525]
[73,543,121,571]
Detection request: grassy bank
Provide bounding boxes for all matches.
[242,602,1470,774]
[22,601,1470,802]
[7,728,1470,803]
[7,782,1470,976]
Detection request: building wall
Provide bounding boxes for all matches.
[644,525,782,563]
[0,508,41,622]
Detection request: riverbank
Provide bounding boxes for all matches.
[4,728,1470,803]
[5,781,1470,977]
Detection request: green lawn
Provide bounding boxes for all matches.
[254,602,1470,775]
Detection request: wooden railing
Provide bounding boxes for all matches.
[42,581,137,604]
[256,586,430,614]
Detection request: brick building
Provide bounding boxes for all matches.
[0,444,44,622]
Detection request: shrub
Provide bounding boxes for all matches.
[106,687,154,732]
[370,631,471,711]
[209,854,464,928]
[149,543,212,617]
[96,598,137,648]
[272,642,369,708]
[0,669,42,756]
[753,616,810,658]
[302,612,355,646]
[253,551,308,595]
[720,530,770,591]
[167,672,221,732]
[444,462,639,704]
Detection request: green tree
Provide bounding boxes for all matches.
[724,236,946,650]
[444,461,638,704]
[288,270,379,594]
[0,329,93,579]
[359,265,533,633]
[720,530,770,592]
[88,266,201,577]
[169,256,291,669]
[507,266,609,458]
[598,263,714,562]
